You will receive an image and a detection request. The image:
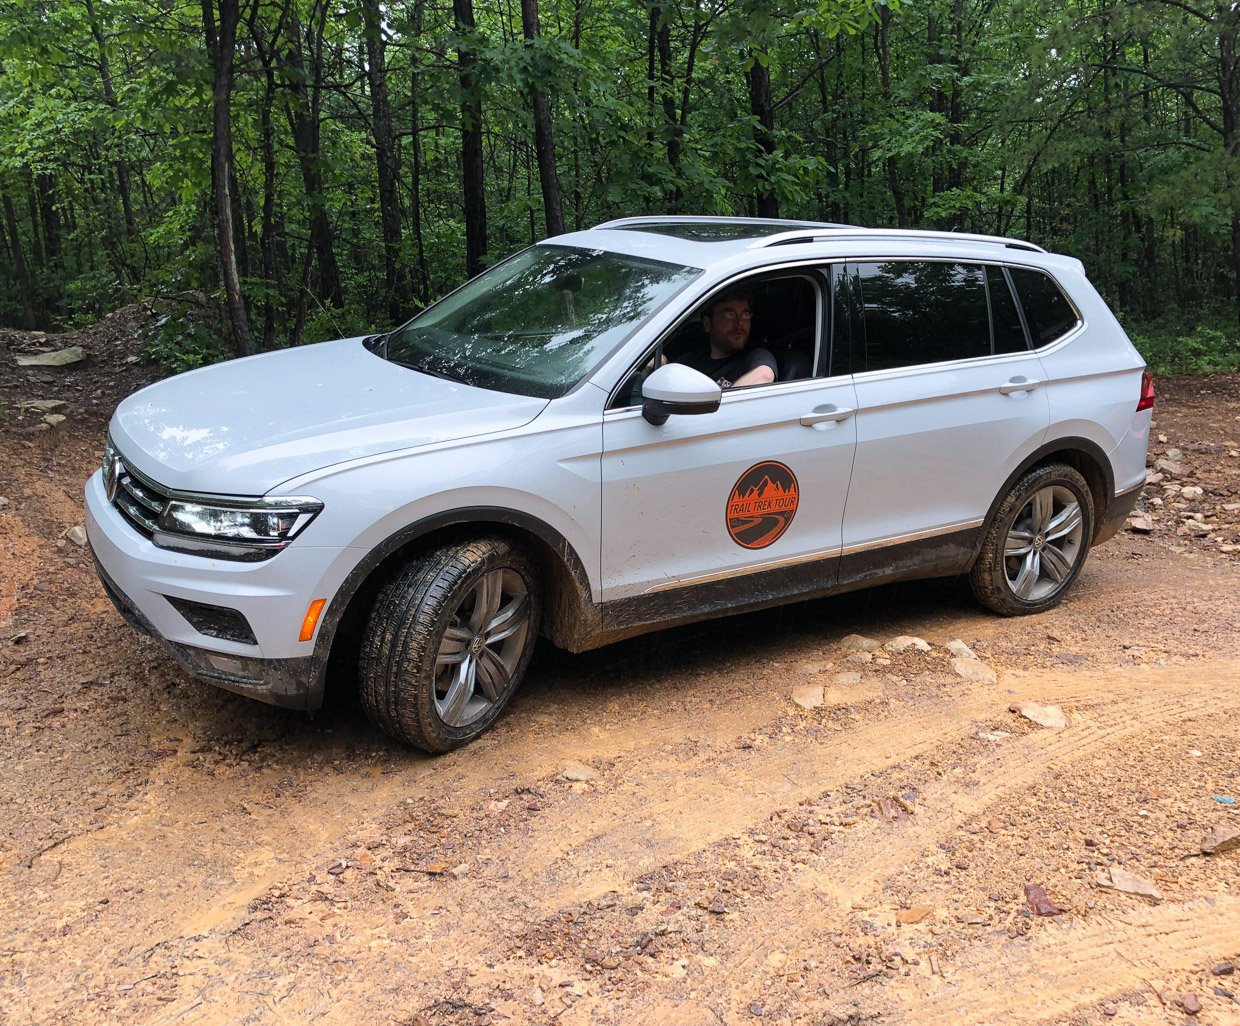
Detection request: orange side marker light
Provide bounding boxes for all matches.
[299,599,327,642]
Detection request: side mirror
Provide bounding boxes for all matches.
[641,363,722,425]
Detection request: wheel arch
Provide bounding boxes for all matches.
[975,437,1115,562]
[306,508,598,711]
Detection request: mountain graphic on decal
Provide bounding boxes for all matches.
[734,476,795,501]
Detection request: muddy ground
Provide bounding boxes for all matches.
[1,318,1238,1026]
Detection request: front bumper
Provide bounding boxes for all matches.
[92,555,317,709]
[85,470,332,711]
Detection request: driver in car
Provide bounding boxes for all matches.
[672,288,777,389]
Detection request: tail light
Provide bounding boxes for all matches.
[1137,369,1155,412]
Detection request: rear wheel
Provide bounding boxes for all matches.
[969,464,1094,616]
[359,537,540,751]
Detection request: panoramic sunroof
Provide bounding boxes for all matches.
[614,220,834,242]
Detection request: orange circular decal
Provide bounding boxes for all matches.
[726,461,799,549]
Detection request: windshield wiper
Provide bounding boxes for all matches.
[390,359,460,382]
[365,332,391,357]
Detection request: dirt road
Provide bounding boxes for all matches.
[2,320,1238,1025]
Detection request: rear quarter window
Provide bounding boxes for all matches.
[1008,267,1080,347]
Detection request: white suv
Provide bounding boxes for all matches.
[85,217,1154,751]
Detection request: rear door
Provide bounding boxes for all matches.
[838,260,1051,584]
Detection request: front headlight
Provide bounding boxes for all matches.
[153,497,323,562]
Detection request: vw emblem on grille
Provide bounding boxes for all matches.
[104,457,123,504]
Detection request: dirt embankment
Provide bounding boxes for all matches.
[1,321,1238,1025]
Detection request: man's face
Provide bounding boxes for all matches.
[703,297,752,357]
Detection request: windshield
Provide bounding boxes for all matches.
[381,245,700,398]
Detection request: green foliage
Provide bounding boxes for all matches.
[0,0,1237,365]
[1128,323,1240,377]
[137,308,230,375]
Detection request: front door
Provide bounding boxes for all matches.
[599,374,859,620]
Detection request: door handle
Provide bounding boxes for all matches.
[800,405,855,426]
[999,377,1042,395]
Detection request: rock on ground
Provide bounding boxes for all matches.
[791,685,824,710]
[1095,866,1163,902]
[952,657,996,684]
[15,346,86,367]
[560,760,597,782]
[887,635,931,654]
[1009,701,1068,728]
[838,634,881,652]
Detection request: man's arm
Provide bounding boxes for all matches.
[731,364,776,387]
[728,346,778,388]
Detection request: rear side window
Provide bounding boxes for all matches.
[857,261,990,371]
[1008,267,1080,347]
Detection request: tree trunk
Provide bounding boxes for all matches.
[748,57,779,218]
[36,174,61,267]
[655,10,680,180]
[84,0,136,239]
[946,0,966,199]
[409,0,429,304]
[926,14,945,199]
[3,194,39,329]
[521,0,565,237]
[203,0,253,356]
[646,5,658,200]
[455,0,488,277]
[1220,3,1240,325]
[283,5,344,308]
[363,0,411,321]
[876,9,907,226]
[248,0,289,350]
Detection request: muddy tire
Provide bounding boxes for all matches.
[969,463,1095,616]
[359,537,540,752]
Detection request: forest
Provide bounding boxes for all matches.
[1,0,1238,376]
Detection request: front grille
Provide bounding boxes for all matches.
[111,461,170,537]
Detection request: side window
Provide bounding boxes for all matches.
[857,261,990,371]
[608,273,822,408]
[747,275,820,384]
[1008,267,1080,347]
[988,265,1029,354]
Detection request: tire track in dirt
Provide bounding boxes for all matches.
[874,895,1240,1024]
[626,664,1240,1019]
[806,677,1238,904]
[10,661,1237,1026]
[471,661,1239,907]
[0,677,785,1023]
[158,662,1240,1026]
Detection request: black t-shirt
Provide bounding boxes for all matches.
[674,343,778,388]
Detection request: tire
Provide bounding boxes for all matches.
[359,537,540,752]
[969,463,1095,616]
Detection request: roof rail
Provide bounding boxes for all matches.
[750,228,1046,254]
[594,215,838,230]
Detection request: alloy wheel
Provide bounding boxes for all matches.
[1003,484,1085,601]
[433,568,532,727]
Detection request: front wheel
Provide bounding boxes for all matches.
[969,463,1095,616]
[359,537,541,752]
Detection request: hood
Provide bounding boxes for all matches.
[110,337,549,495]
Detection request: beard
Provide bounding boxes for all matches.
[711,328,749,355]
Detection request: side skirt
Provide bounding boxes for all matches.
[585,527,980,651]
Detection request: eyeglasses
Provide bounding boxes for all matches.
[715,308,752,323]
